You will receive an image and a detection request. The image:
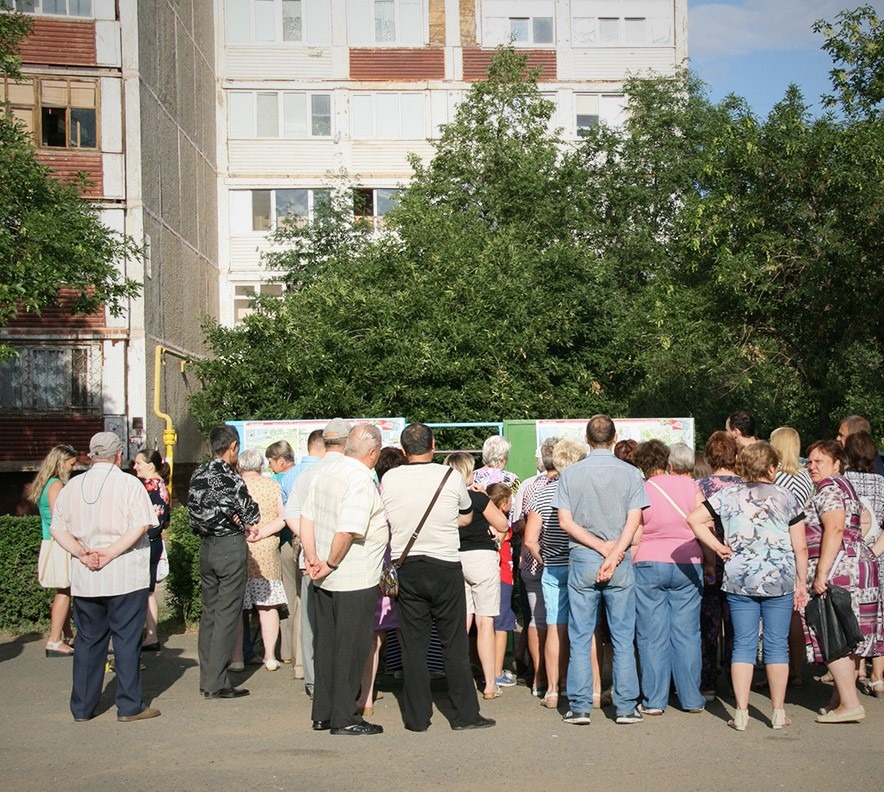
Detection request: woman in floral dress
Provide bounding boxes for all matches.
[688,441,808,731]
[229,448,287,672]
[803,440,880,723]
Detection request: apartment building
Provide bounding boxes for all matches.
[218,0,687,324]
[0,0,685,507]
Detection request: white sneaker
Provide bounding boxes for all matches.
[616,709,644,724]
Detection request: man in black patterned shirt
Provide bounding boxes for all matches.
[188,425,260,699]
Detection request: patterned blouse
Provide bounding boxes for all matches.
[188,458,260,537]
[143,477,170,540]
[705,482,804,597]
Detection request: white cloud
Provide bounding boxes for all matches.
[688,0,858,59]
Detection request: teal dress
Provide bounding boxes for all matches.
[38,477,60,541]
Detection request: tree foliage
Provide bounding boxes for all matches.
[191,30,883,444]
[0,3,141,350]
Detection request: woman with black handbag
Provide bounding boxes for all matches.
[803,440,881,723]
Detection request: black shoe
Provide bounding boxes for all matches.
[204,687,250,699]
[451,715,496,731]
[141,642,161,652]
[404,723,430,732]
[312,720,331,731]
[330,721,383,735]
[562,710,592,725]
[305,684,314,699]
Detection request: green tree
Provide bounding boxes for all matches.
[0,3,141,353]
[190,48,621,429]
[815,4,883,119]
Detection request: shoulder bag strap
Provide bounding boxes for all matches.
[647,479,688,520]
[395,467,455,567]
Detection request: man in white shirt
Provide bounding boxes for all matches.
[381,423,494,732]
[51,432,159,723]
[300,423,387,735]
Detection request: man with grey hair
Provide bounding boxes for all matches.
[51,431,160,722]
[554,414,649,726]
[284,419,349,699]
[300,423,387,735]
[188,425,260,700]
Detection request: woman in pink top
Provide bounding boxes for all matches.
[632,440,708,714]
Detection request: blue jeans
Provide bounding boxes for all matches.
[727,592,794,665]
[567,547,639,715]
[634,561,705,711]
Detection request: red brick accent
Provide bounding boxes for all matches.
[350,49,445,81]
[17,18,97,67]
[462,49,557,82]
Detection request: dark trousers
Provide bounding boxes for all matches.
[71,588,149,719]
[397,557,482,730]
[312,584,378,728]
[198,534,247,694]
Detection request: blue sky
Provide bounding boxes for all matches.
[687,1,884,117]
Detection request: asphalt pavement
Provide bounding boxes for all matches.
[0,628,879,792]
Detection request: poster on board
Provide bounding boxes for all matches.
[227,418,406,467]
[536,418,695,449]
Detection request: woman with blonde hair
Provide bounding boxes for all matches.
[27,444,79,657]
[770,427,814,507]
[769,427,813,687]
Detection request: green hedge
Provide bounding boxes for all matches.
[0,510,203,631]
[165,506,202,624]
[0,516,54,631]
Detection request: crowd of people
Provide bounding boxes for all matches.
[30,410,884,732]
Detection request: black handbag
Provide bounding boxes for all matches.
[379,468,454,598]
[805,584,863,662]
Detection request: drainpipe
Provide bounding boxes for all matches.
[153,345,190,498]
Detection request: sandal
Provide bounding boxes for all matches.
[482,687,501,700]
[860,678,884,698]
[813,671,834,684]
[540,692,559,708]
[46,640,74,658]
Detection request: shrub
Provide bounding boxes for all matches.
[165,506,202,623]
[0,516,54,632]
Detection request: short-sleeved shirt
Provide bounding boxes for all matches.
[301,454,387,592]
[52,463,159,597]
[459,490,497,552]
[634,474,702,564]
[529,478,569,566]
[553,449,649,547]
[704,482,804,597]
[775,469,814,508]
[382,462,472,563]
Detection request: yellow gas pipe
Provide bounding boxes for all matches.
[153,345,189,499]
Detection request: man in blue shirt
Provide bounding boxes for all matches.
[554,414,649,726]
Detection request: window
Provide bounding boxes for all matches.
[246,188,332,231]
[352,187,400,229]
[1,77,98,149]
[572,14,670,47]
[0,345,101,413]
[575,93,626,134]
[234,283,285,323]
[351,92,425,139]
[228,91,332,138]
[347,0,423,46]
[509,16,553,45]
[15,0,91,16]
[227,0,331,44]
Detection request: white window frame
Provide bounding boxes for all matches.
[506,16,555,46]
[571,14,670,47]
[347,0,425,47]
[228,91,333,139]
[234,282,285,324]
[350,92,426,139]
[226,0,331,45]
[244,188,332,232]
[352,187,400,230]
[14,0,92,17]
